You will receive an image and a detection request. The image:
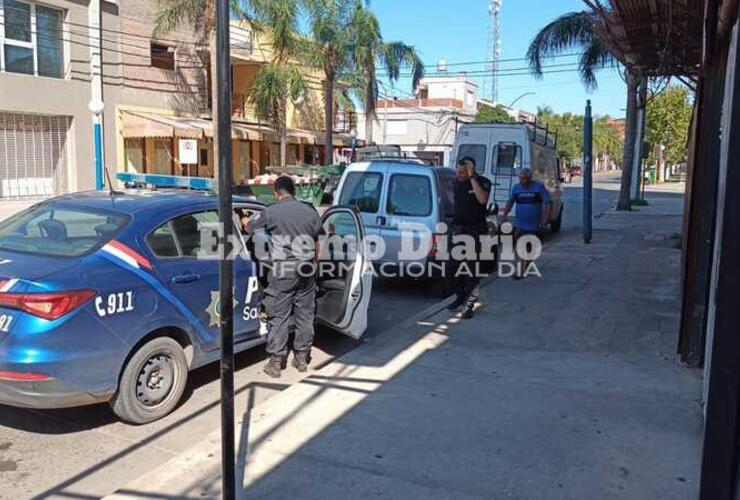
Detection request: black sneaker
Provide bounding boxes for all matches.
[460,306,475,320]
[446,297,466,311]
[263,356,283,379]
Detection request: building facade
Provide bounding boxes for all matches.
[362,75,479,165]
[115,0,355,182]
[0,0,122,210]
[0,0,354,211]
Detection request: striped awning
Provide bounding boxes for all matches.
[121,111,352,145]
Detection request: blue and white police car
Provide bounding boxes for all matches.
[0,182,372,423]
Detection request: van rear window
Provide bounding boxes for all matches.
[338,172,383,213]
[0,205,129,257]
[457,145,487,173]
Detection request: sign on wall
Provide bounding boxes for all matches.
[179,139,198,165]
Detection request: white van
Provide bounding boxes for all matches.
[450,123,564,231]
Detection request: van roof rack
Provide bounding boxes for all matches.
[529,118,558,149]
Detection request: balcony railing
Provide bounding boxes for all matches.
[334,110,357,134]
[377,98,465,109]
[232,93,257,121]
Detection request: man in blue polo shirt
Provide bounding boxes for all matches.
[502,168,552,278]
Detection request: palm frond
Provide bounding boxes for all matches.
[527,11,597,77]
[153,0,209,38]
[578,36,615,90]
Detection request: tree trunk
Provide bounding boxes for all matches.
[365,109,375,145]
[617,71,641,211]
[210,34,222,184]
[365,81,375,144]
[279,135,287,167]
[324,72,334,165]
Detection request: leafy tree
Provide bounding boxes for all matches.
[646,85,693,165]
[350,7,424,144]
[475,105,516,124]
[301,0,362,161]
[249,0,305,166]
[153,0,248,176]
[527,10,642,210]
[537,107,623,167]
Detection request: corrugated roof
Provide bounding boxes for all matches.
[596,0,706,76]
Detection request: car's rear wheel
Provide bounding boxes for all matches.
[110,337,188,424]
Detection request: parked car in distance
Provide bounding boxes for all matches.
[451,122,564,232]
[333,159,457,282]
[570,165,583,177]
[0,188,373,424]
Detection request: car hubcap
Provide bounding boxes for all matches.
[136,353,176,408]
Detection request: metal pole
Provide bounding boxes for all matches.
[215,1,235,498]
[583,100,593,244]
[89,0,104,190]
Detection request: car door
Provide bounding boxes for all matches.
[316,206,373,340]
[491,142,522,211]
[335,167,386,238]
[146,209,258,352]
[377,171,436,266]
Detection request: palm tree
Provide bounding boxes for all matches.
[249,0,305,166]
[349,6,425,144]
[299,0,356,162]
[527,10,641,211]
[153,0,247,179]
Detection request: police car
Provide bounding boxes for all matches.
[0,184,372,424]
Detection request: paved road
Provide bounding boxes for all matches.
[0,172,620,499]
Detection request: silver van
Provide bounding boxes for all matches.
[333,160,456,274]
[451,123,564,231]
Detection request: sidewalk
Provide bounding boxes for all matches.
[108,185,702,500]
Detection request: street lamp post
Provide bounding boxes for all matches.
[215,1,236,498]
[507,92,535,109]
[89,0,104,190]
[583,100,593,244]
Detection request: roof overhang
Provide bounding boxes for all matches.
[593,0,708,76]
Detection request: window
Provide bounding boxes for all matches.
[457,144,487,173]
[148,211,219,258]
[338,172,383,214]
[495,143,522,174]
[146,223,179,258]
[124,138,145,173]
[150,42,175,71]
[1,0,64,78]
[386,174,432,217]
[386,120,408,136]
[0,205,129,257]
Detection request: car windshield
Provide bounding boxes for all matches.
[0,204,130,257]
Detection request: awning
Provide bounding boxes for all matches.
[121,111,350,145]
[122,112,266,141]
[121,112,210,139]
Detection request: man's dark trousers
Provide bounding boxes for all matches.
[263,272,316,358]
[450,224,483,307]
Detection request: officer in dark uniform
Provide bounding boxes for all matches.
[447,156,492,319]
[245,176,324,378]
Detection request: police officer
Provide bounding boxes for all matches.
[246,176,324,378]
[447,156,492,319]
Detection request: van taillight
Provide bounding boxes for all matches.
[0,290,96,320]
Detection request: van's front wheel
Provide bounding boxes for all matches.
[110,337,188,424]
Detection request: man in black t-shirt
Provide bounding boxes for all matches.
[448,157,492,319]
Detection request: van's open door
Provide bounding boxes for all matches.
[316,206,373,339]
[491,142,522,210]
